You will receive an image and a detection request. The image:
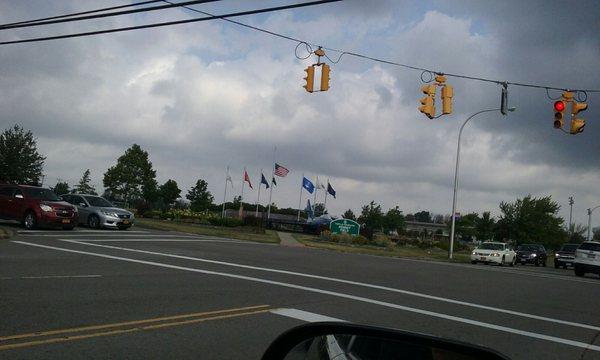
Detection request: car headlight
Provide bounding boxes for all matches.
[101,210,118,217]
[472,251,477,255]
[530,253,537,257]
[491,252,500,257]
[40,204,52,212]
[555,253,559,257]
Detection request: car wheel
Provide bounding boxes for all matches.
[542,259,547,267]
[88,215,100,229]
[23,211,37,230]
[554,262,559,269]
[510,257,515,267]
[534,259,540,267]
[470,261,477,264]
[499,256,505,266]
[574,265,585,277]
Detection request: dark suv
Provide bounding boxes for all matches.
[0,184,78,230]
[554,243,578,269]
[516,244,547,266]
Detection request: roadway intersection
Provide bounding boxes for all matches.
[1,227,599,359]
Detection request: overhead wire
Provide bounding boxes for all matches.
[0,0,342,46]
[166,0,600,94]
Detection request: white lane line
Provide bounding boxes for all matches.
[17,230,148,234]
[20,234,202,238]
[0,275,102,280]
[60,239,600,332]
[270,308,345,322]
[74,239,247,243]
[11,240,600,353]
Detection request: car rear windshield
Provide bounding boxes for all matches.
[23,188,60,201]
[578,243,600,252]
[517,245,539,251]
[83,196,113,207]
[479,243,504,250]
[560,244,579,252]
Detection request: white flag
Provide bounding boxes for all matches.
[226,174,234,188]
[315,176,326,190]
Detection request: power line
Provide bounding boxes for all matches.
[168,1,600,94]
[0,1,162,28]
[0,0,220,30]
[0,0,341,46]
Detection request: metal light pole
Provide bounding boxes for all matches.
[448,107,516,259]
[568,196,574,235]
[587,205,600,241]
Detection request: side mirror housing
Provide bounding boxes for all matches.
[262,322,508,360]
[79,202,88,207]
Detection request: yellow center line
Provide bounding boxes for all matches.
[0,305,269,342]
[0,308,271,351]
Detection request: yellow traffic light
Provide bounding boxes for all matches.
[320,64,331,92]
[441,85,453,115]
[303,66,315,93]
[419,85,436,119]
[570,118,585,134]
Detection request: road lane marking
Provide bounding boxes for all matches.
[72,239,247,243]
[60,239,600,332]
[0,304,269,342]
[17,230,149,234]
[0,275,101,280]
[19,234,201,238]
[11,240,600,353]
[271,309,345,322]
[0,306,270,351]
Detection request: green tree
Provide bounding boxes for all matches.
[314,203,325,217]
[475,211,495,241]
[568,223,588,243]
[74,169,97,194]
[454,212,479,241]
[343,209,356,221]
[159,179,181,207]
[495,195,565,248]
[0,125,45,185]
[383,206,405,234]
[103,144,157,202]
[593,228,600,241]
[414,211,432,223]
[358,201,384,238]
[186,179,214,212]
[52,181,70,195]
[232,195,242,209]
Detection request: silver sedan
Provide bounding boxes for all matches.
[61,194,134,230]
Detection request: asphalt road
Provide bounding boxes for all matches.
[1,226,599,359]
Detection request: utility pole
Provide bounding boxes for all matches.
[568,196,574,236]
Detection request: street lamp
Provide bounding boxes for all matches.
[587,205,600,241]
[448,107,516,259]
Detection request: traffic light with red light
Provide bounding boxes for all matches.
[554,100,566,129]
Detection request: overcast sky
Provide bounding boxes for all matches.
[1,0,599,226]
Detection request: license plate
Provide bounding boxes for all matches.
[480,257,486,260]
[122,220,130,225]
[587,253,595,259]
[61,219,71,224]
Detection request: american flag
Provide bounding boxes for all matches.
[274,163,289,177]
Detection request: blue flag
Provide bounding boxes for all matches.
[327,182,336,198]
[305,199,314,219]
[302,177,315,194]
[260,173,270,189]
[272,176,277,187]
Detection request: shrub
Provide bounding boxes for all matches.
[336,233,354,244]
[208,217,244,227]
[373,234,393,247]
[352,235,369,245]
[320,230,334,242]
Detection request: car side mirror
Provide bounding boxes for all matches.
[14,194,24,199]
[262,322,508,360]
[79,202,88,207]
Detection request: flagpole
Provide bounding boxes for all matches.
[239,167,246,218]
[222,166,229,218]
[313,176,318,215]
[255,169,262,218]
[324,179,329,214]
[297,173,304,221]
[267,146,276,219]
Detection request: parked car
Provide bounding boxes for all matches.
[554,243,579,269]
[574,241,600,277]
[61,194,134,230]
[516,244,547,266]
[470,242,516,266]
[0,184,77,230]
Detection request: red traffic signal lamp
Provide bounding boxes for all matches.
[553,100,566,129]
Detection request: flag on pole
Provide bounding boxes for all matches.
[305,199,314,219]
[226,173,234,188]
[274,163,289,177]
[302,177,315,194]
[316,176,326,190]
[260,173,270,189]
[244,169,253,189]
[271,177,277,187]
[327,182,336,198]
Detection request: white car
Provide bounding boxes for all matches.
[574,241,600,277]
[470,242,516,266]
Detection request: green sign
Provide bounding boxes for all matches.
[330,219,360,236]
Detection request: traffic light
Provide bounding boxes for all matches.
[320,64,331,92]
[570,101,587,134]
[419,84,436,119]
[553,100,566,129]
[441,85,453,115]
[570,118,585,134]
[303,65,315,93]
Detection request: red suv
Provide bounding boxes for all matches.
[0,184,78,230]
